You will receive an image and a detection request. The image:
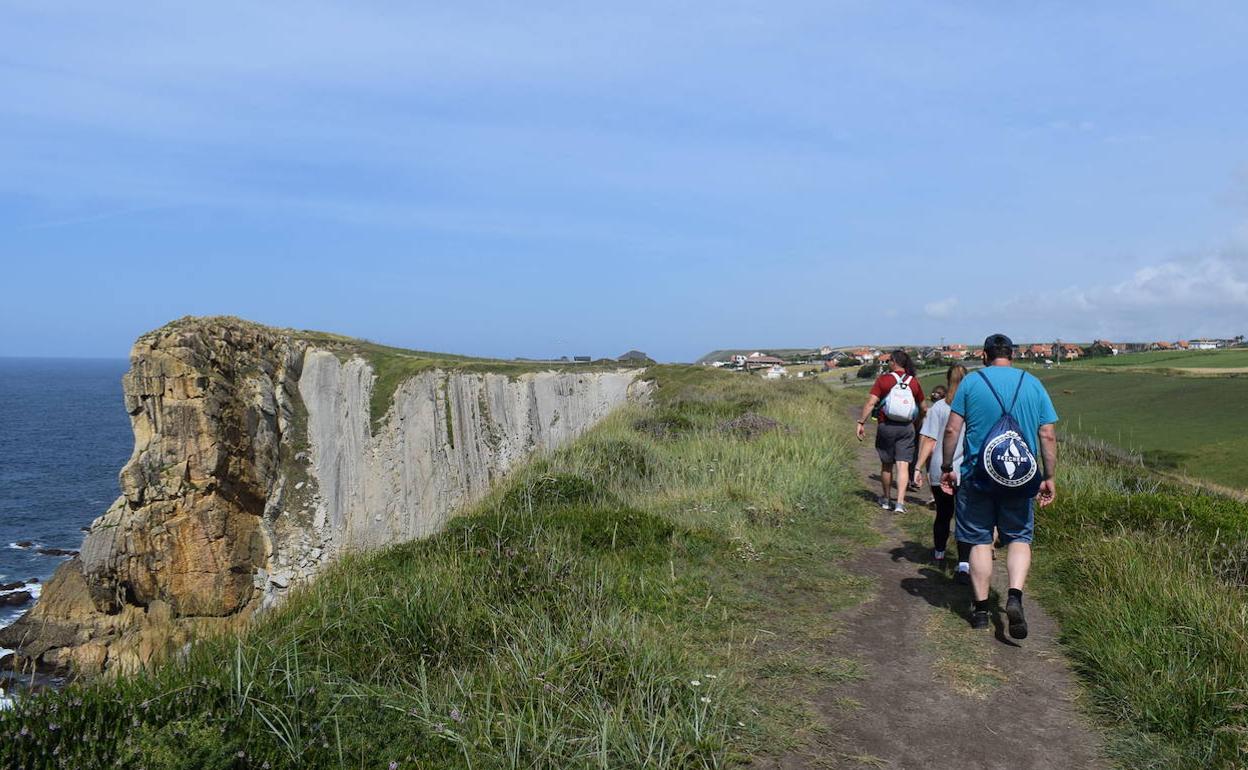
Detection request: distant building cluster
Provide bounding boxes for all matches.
[701,335,1245,379]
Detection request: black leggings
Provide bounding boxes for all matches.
[931,485,972,562]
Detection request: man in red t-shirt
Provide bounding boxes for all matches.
[856,350,925,512]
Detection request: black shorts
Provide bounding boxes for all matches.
[875,421,915,464]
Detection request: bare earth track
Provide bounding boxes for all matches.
[767,418,1107,769]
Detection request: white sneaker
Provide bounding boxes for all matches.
[893,502,906,514]
[878,496,891,509]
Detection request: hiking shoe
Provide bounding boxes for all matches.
[954,569,971,586]
[931,550,946,564]
[878,496,891,510]
[1005,596,1029,640]
[969,609,990,630]
[893,502,906,514]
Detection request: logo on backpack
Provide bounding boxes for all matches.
[971,370,1043,498]
[982,431,1036,488]
[881,373,918,422]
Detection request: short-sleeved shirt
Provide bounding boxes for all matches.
[869,372,925,422]
[920,398,964,482]
[949,366,1058,479]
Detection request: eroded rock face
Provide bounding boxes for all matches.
[1,318,300,673]
[0,317,645,675]
[297,353,643,552]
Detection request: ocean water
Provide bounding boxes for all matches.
[0,358,132,631]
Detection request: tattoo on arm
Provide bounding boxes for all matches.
[1039,424,1058,479]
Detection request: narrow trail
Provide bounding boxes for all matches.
[775,419,1107,769]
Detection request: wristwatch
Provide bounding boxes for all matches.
[940,464,953,473]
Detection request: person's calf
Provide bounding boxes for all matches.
[1005,541,1032,593]
[969,543,993,602]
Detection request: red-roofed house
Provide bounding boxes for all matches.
[744,353,785,370]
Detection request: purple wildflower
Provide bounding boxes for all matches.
[450,707,463,723]
[389,762,400,770]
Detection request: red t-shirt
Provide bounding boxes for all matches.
[869,371,924,421]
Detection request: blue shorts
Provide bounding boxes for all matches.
[954,485,1034,545]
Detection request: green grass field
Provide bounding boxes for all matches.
[1030,367,1248,490]
[1066,348,1248,370]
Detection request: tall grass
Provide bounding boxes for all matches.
[0,367,873,769]
[1034,444,1248,768]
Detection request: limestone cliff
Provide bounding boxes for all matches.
[0,317,646,674]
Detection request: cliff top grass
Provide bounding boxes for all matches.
[143,317,639,429]
[1,365,879,769]
[296,331,636,429]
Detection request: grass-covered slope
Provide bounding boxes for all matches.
[1032,444,1248,768]
[1031,367,1248,489]
[1,366,875,769]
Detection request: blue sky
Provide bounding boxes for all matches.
[3,2,1246,361]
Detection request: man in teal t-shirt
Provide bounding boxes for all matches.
[939,334,1058,640]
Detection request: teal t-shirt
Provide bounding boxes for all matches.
[949,366,1059,479]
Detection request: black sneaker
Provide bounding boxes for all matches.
[954,570,971,586]
[1005,596,1028,639]
[969,609,990,629]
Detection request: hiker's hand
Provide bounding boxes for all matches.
[855,422,865,441]
[1038,478,1056,507]
[940,472,956,495]
[913,470,923,487]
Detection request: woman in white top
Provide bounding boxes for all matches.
[915,365,971,580]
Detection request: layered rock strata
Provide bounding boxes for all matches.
[0,317,645,674]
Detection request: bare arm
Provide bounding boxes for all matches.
[858,394,880,425]
[855,394,881,441]
[915,435,936,483]
[1037,423,1057,507]
[939,412,964,494]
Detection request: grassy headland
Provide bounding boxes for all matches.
[295,330,629,429]
[1,366,876,769]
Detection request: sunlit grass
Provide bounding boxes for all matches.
[1033,444,1248,768]
[1,366,876,769]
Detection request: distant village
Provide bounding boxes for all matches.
[703,336,1246,380]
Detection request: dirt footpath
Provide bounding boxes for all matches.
[777,424,1107,769]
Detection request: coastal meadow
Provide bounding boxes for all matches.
[1,367,875,769]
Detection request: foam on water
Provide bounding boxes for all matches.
[0,358,130,637]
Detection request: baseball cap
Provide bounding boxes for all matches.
[983,333,1014,350]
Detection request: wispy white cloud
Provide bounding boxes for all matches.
[993,244,1248,340]
[924,297,958,319]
